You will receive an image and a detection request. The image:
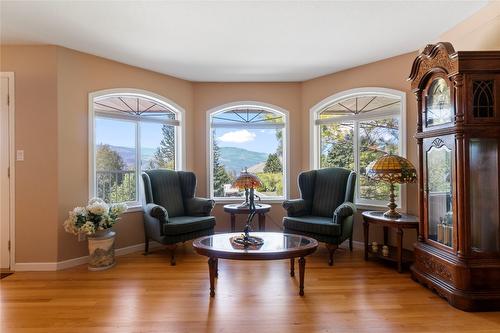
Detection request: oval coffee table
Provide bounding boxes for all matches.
[193,232,318,297]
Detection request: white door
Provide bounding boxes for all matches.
[0,75,11,270]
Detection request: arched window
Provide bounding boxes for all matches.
[207,102,288,200]
[89,89,184,207]
[311,88,406,208]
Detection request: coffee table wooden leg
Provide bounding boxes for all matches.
[230,213,236,232]
[208,257,217,297]
[298,257,306,296]
[258,213,265,231]
[215,258,218,278]
[290,258,295,277]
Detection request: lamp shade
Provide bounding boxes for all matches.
[233,171,262,189]
[366,154,417,184]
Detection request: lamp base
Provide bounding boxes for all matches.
[231,235,264,247]
[384,182,402,219]
[383,209,402,219]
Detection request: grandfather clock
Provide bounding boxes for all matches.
[409,42,500,311]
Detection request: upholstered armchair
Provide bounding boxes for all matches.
[283,168,356,265]
[142,169,216,265]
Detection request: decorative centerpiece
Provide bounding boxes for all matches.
[231,170,264,247]
[366,154,417,218]
[63,198,127,271]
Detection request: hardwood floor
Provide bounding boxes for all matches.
[2,243,500,333]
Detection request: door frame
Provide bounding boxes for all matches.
[1,72,15,271]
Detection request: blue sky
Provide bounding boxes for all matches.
[96,118,280,154]
[215,128,279,154]
[96,118,164,148]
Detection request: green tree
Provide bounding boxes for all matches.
[257,172,283,196]
[212,133,233,197]
[110,172,136,203]
[96,144,127,203]
[96,144,125,172]
[263,153,283,173]
[151,124,175,169]
[320,118,399,201]
[320,123,355,170]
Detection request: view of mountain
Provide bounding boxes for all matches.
[101,145,157,169]
[219,146,268,175]
[103,144,268,175]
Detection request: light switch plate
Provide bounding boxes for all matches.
[16,150,24,161]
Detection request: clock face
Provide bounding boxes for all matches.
[426,78,452,127]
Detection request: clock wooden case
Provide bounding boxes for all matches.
[409,42,500,311]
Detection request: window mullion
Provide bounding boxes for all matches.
[136,121,141,204]
[353,120,360,203]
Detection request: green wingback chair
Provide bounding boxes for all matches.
[142,169,216,265]
[283,167,356,265]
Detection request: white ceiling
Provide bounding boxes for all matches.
[0,1,487,82]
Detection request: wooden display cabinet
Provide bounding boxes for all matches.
[409,42,500,311]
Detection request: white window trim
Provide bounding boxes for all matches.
[310,87,407,211]
[206,101,290,202]
[88,88,186,211]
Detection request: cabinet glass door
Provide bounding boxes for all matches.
[470,138,500,253]
[426,140,453,247]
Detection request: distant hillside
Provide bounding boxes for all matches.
[219,147,268,175]
[100,144,268,174]
[99,144,156,169]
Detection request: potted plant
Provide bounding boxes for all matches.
[64,198,127,271]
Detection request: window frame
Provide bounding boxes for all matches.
[88,88,185,211]
[206,101,290,203]
[310,87,407,211]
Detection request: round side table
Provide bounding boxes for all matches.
[223,203,271,232]
[362,210,419,273]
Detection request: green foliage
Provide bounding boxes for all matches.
[96,144,130,203]
[109,172,136,203]
[320,118,400,201]
[212,133,233,197]
[263,153,283,173]
[257,172,283,196]
[320,123,354,170]
[96,144,125,171]
[151,124,175,169]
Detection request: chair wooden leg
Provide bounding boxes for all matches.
[349,238,353,252]
[166,244,177,266]
[326,244,338,266]
[144,236,150,255]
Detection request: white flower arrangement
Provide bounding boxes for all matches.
[63,198,127,236]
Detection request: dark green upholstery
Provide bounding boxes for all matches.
[143,169,185,217]
[142,170,215,264]
[163,216,216,236]
[283,168,356,265]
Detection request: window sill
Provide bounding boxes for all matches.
[355,203,406,213]
[123,205,144,214]
[213,197,286,205]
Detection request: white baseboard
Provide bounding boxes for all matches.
[14,241,162,272]
[14,262,58,271]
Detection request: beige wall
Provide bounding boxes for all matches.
[437,1,500,51]
[0,46,59,262]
